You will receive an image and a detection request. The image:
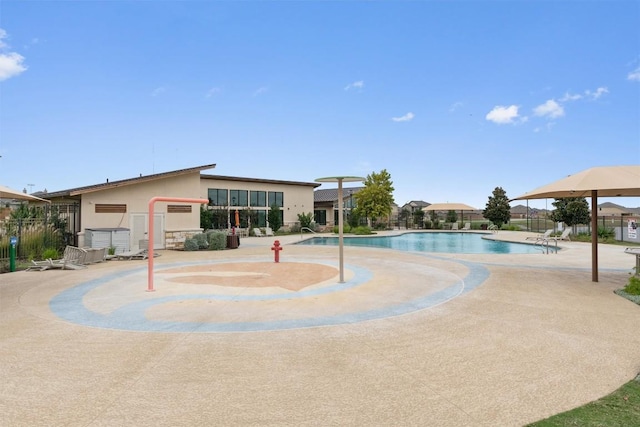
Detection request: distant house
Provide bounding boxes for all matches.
[37,164,320,250]
[597,202,637,217]
[401,200,431,213]
[314,187,364,228]
[510,204,529,219]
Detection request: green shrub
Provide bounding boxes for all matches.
[597,227,615,239]
[42,248,59,260]
[624,275,640,296]
[193,233,209,249]
[353,226,373,235]
[332,224,352,234]
[183,237,199,251]
[297,212,314,229]
[206,231,226,250]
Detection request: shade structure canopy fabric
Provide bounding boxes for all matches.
[512,165,640,200]
[423,203,477,211]
[511,165,640,283]
[0,185,51,203]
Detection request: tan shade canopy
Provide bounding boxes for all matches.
[512,165,640,200]
[511,165,640,283]
[423,203,477,211]
[0,185,50,203]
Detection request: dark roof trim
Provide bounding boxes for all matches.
[44,164,217,198]
[314,187,364,203]
[200,174,321,188]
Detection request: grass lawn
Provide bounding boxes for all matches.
[526,376,640,426]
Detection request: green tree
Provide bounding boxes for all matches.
[445,210,458,224]
[200,205,213,230]
[483,187,511,228]
[298,212,314,229]
[398,208,410,229]
[354,169,395,226]
[268,203,282,232]
[347,208,363,228]
[550,197,590,230]
[412,209,425,228]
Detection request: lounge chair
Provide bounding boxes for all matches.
[28,245,88,271]
[265,227,274,237]
[461,223,471,231]
[253,227,264,237]
[116,248,153,260]
[450,223,459,231]
[526,229,553,241]
[83,247,107,264]
[551,228,572,241]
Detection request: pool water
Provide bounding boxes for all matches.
[296,232,556,254]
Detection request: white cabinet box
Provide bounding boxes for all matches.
[85,228,130,254]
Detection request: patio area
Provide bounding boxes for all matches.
[1,231,639,426]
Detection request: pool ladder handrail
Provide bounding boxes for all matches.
[300,227,316,239]
[534,237,557,254]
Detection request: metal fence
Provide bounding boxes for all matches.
[0,202,80,262]
[0,218,65,261]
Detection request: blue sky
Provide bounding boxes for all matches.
[1,1,639,210]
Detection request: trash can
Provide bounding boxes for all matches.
[480,224,488,230]
[226,235,239,249]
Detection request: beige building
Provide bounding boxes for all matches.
[39,164,319,251]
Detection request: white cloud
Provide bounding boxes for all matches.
[534,122,556,133]
[628,67,640,82]
[0,28,8,49]
[0,52,27,81]
[533,99,565,119]
[253,86,269,96]
[449,101,463,112]
[151,87,166,96]
[0,28,27,81]
[344,80,364,91]
[485,105,521,124]
[206,87,221,98]
[391,112,414,122]
[585,87,608,99]
[559,92,582,102]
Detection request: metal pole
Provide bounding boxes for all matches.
[591,190,598,282]
[9,237,17,272]
[338,178,345,283]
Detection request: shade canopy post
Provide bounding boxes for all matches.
[511,165,640,283]
[591,190,598,282]
[315,176,365,283]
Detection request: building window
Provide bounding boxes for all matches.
[250,191,267,207]
[229,190,248,207]
[95,204,126,213]
[208,188,228,207]
[314,210,326,225]
[268,191,283,208]
[255,210,267,227]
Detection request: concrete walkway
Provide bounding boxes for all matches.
[1,231,639,426]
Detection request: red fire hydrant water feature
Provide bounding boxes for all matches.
[271,240,282,263]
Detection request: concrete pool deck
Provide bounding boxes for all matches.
[1,230,639,426]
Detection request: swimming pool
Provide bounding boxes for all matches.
[296,232,556,254]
